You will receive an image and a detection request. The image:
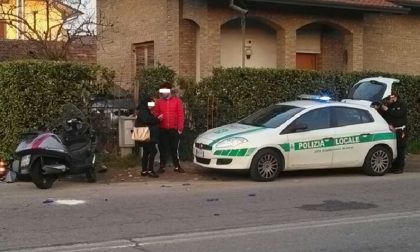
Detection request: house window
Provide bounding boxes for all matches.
[133,42,155,74]
[33,11,38,30]
[0,21,6,39]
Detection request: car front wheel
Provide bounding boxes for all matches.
[363,146,392,176]
[250,149,283,182]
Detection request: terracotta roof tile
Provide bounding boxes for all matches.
[392,0,420,6]
[308,0,400,8]
[251,0,417,12]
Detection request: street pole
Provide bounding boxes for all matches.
[229,0,248,68]
[241,14,246,68]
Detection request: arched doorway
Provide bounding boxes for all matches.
[221,17,278,68]
[296,22,351,71]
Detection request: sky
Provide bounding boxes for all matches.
[86,0,96,14]
[81,0,96,17]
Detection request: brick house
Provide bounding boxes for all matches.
[97,0,420,90]
[0,0,96,63]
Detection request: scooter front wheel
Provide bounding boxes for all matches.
[30,160,57,189]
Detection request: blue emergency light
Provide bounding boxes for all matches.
[297,94,332,102]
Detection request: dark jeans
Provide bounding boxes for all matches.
[393,129,407,171]
[158,129,181,168]
[141,142,157,172]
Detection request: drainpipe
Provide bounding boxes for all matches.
[16,0,24,39]
[229,0,248,68]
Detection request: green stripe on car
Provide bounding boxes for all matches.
[213,132,395,156]
[279,143,290,152]
[293,132,395,151]
[213,148,256,157]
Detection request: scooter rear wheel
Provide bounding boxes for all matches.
[30,160,57,189]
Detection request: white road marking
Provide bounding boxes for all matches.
[133,210,420,246]
[8,210,420,252]
[8,240,135,252]
[54,200,86,206]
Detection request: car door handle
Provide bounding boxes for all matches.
[360,133,371,137]
[323,137,333,141]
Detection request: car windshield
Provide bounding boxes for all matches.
[348,81,387,102]
[239,105,304,128]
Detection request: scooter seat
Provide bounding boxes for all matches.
[68,142,89,152]
[69,143,91,163]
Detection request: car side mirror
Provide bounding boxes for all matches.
[281,123,308,134]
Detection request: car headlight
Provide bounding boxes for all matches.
[21,155,31,167]
[216,137,248,148]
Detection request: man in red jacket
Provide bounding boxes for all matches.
[155,82,185,173]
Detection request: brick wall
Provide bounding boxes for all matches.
[179,19,198,80]
[97,0,179,92]
[363,13,420,75]
[0,39,97,64]
[320,27,346,71]
[97,0,420,91]
[184,2,364,76]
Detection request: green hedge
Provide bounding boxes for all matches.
[0,61,113,159]
[138,64,176,97]
[183,68,420,142]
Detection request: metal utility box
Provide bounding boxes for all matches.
[118,116,136,156]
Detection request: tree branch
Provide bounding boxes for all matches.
[0,0,114,60]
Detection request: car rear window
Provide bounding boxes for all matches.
[347,81,387,102]
[334,107,374,127]
[239,105,304,128]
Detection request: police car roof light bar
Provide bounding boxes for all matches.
[297,94,332,102]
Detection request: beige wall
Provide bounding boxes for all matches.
[297,25,321,53]
[220,18,277,68]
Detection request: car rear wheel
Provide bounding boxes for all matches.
[363,146,392,176]
[250,149,282,182]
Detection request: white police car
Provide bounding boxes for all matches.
[193,77,398,181]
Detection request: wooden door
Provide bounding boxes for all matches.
[0,21,6,39]
[296,53,318,70]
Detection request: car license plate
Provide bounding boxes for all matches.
[196,149,204,158]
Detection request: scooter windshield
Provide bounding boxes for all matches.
[61,104,86,124]
[57,104,88,134]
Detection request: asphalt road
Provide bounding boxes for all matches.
[1,165,420,252]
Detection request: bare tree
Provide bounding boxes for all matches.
[0,0,112,60]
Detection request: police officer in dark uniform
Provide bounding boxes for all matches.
[377,92,408,174]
